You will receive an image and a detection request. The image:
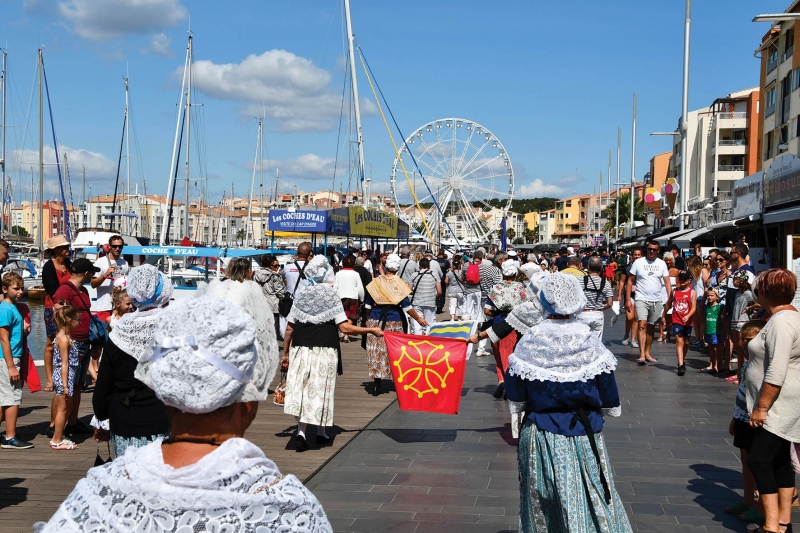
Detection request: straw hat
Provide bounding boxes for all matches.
[46,235,70,249]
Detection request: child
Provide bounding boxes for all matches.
[105,287,133,331]
[51,304,82,450]
[704,289,721,374]
[729,270,755,383]
[725,319,767,524]
[0,273,33,449]
[668,271,696,377]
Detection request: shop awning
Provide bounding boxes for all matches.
[764,206,800,225]
[655,227,694,245]
[671,220,738,247]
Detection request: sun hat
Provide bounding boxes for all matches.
[540,272,586,316]
[139,294,258,414]
[126,265,174,311]
[46,235,70,249]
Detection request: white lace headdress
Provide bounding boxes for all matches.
[288,284,347,325]
[304,255,331,282]
[126,264,173,310]
[540,272,586,316]
[136,294,257,414]
[385,253,402,271]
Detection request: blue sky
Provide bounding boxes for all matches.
[0,0,788,206]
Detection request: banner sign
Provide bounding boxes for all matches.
[326,208,351,235]
[267,210,327,232]
[349,207,399,238]
[733,172,763,218]
[385,331,467,415]
[765,153,800,208]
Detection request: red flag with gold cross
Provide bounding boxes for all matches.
[384,331,468,415]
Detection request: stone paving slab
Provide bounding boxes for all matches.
[307,310,800,532]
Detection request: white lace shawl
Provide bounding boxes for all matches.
[288,284,347,325]
[507,318,617,383]
[33,438,333,533]
[108,308,162,361]
[505,300,546,335]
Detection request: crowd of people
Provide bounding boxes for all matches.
[0,231,794,532]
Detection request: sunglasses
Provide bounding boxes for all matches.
[647,248,659,253]
[110,245,124,249]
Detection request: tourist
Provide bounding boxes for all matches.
[36,294,333,532]
[668,243,686,270]
[334,255,365,342]
[284,242,313,300]
[90,235,129,323]
[485,261,527,398]
[361,250,373,277]
[283,256,382,451]
[725,319,766,525]
[41,235,71,396]
[0,273,33,449]
[445,259,465,320]
[363,254,428,396]
[554,247,569,271]
[659,252,680,343]
[626,241,672,365]
[252,254,285,341]
[461,251,484,333]
[727,243,756,368]
[686,255,707,347]
[50,304,82,450]
[730,270,756,382]
[396,247,419,287]
[500,273,632,532]
[476,249,502,356]
[668,270,696,377]
[53,258,99,438]
[105,287,132,330]
[704,289,722,374]
[578,256,613,340]
[562,255,586,278]
[619,247,642,348]
[434,250,451,313]
[746,269,800,533]
[713,251,733,373]
[409,258,440,335]
[92,265,173,457]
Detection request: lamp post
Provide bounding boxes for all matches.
[678,0,691,231]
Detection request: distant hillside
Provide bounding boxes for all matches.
[401,197,558,213]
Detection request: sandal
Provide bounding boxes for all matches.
[636,359,646,366]
[50,439,78,450]
[725,501,748,514]
[738,506,765,523]
[646,357,658,363]
[726,375,739,382]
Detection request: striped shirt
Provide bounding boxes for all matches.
[479,262,502,300]
[397,258,419,286]
[582,274,613,310]
[410,270,439,307]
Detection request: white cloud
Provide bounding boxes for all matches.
[141,32,172,57]
[516,179,565,198]
[187,50,376,132]
[57,0,186,41]
[258,154,338,180]
[13,145,116,182]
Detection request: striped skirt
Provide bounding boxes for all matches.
[518,420,632,533]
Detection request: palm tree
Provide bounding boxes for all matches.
[603,192,645,233]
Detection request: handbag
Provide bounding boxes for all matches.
[68,284,109,348]
[273,362,288,406]
[278,262,307,318]
[94,441,113,466]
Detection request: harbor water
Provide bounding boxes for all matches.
[24,299,47,362]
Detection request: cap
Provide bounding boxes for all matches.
[70,258,101,274]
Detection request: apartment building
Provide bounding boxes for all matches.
[648,152,673,216]
[10,201,78,241]
[538,209,556,243]
[523,211,539,232]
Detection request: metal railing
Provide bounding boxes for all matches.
[718,112,747,120]
[768,59,779,74]
[718,139,746,146]
[717,165,745,172]
[766,103,776,117]
[785,46,794,62]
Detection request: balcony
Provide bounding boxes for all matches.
[784,46,794,62]
[717,165,744,172]
[766,103,776,117]
[767,58,779,74]
[718,139,746,146]
[718,112,747,120]
[765,149,774,160]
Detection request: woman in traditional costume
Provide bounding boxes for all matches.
[283,256,382,451]
[36,294,333,532]
[363,253,428,396]
[504,273,632,533]
[485,261,528,398]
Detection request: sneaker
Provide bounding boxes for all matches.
[677,365,686,377]
[631,340,639,348]
[621,337,630,346]
[475,350,490,357]
[1,436,34,449]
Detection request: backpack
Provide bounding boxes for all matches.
[278,262,307,318]
[465,261,481,285]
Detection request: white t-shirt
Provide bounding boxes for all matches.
[92,255,130,312]
[283,260,310,298]
[629,257,669,302]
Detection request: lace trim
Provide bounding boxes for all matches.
[108,310,160,361]
[507,318,617,383]
[288,285,346,325]
[602,406,622,417]
[487,328,500,344]
[505,301,545,334]
[508,400,526,415]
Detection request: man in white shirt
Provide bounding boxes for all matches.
[396,247,419,287]
[625,240,672,365]
[91,235,130,322]
[283,242,313,299]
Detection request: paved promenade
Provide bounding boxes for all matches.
[307,314,800,532]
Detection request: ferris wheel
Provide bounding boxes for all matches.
[390,118,514,245]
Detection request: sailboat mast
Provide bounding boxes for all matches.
[245,118,261,247]
[80,166,85,228]
[125,76,130,235]
[1,49,6,236]
[38,49,43,253]
[259,119,264,247]
[183,35,193,240]
[162,38,190,246]
[343,0,366,206]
